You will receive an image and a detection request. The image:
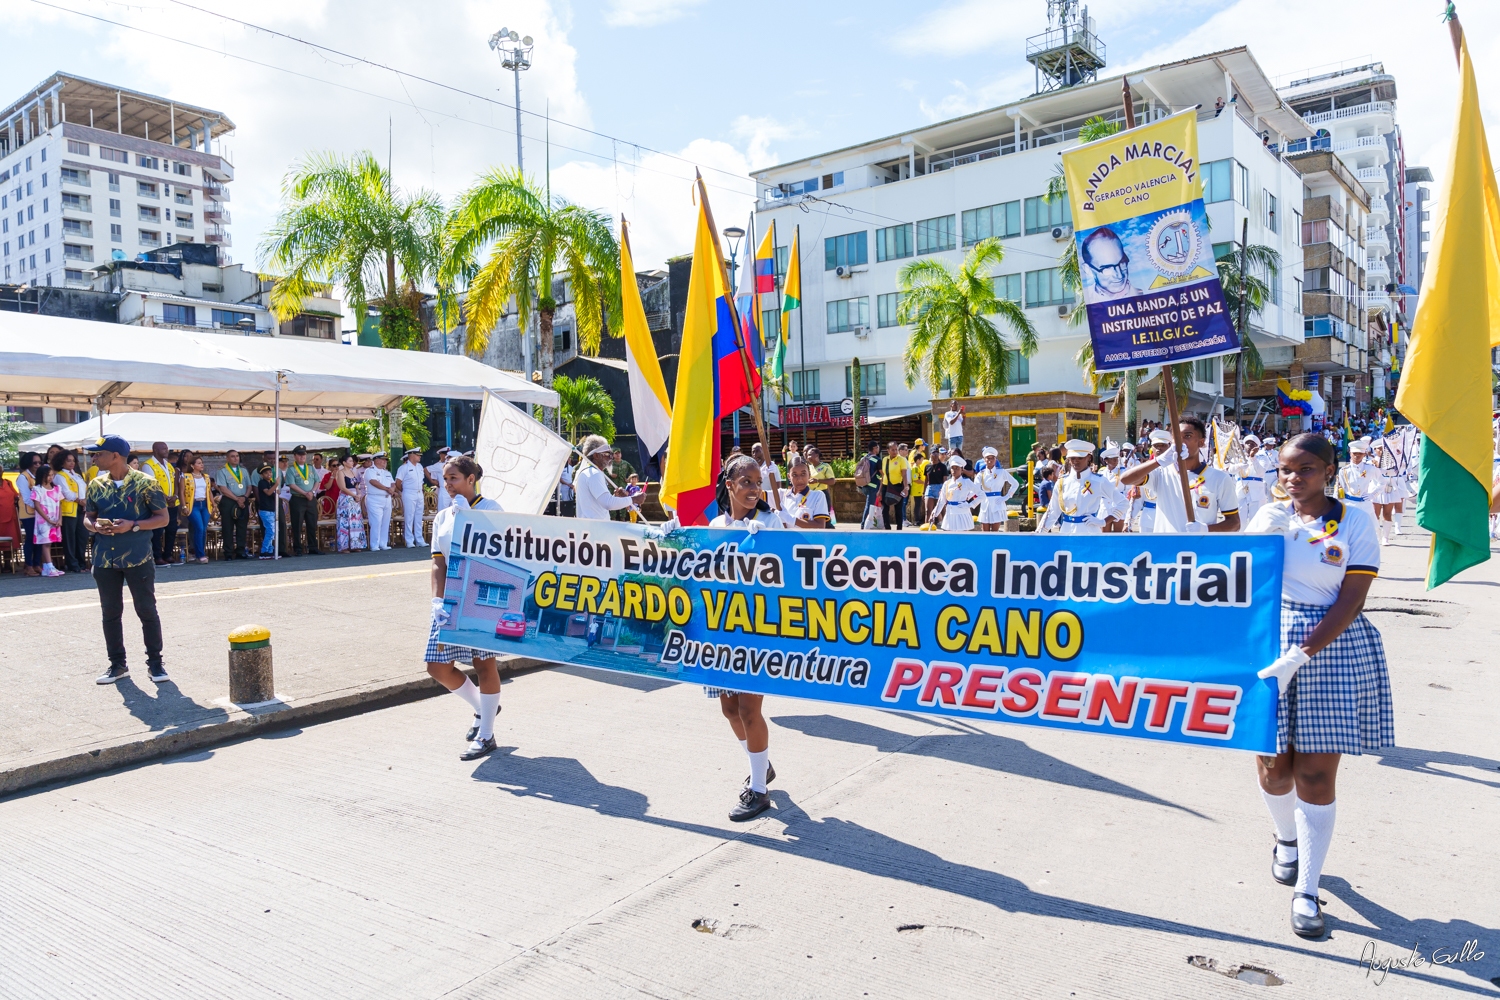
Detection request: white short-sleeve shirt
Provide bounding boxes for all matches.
[778,487,829,526]
[395,461,426,495]
[1248,499,1380,606]
[708,508,783,530]
[1147,464,1241,532]
[430,496,503,559]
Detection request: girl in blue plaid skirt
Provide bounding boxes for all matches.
[1247,433,1392,941]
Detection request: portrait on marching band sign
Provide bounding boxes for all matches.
[1063,110,1240,374]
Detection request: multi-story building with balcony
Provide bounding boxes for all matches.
[1278,63,1404,416]
[0,73,235,289]
[750,42,1308,452]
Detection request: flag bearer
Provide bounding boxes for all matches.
[1135,430,1173,531]
[1120,416,1240,533]
[1249,432,1389,940]
[975,447,1018,533]
[1039,439,1118,534]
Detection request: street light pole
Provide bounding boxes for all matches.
[489,27,535,395]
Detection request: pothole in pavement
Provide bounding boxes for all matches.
[1363,605,1442,616]
[896,923,984,941]
[691,918,767,941]
[1188,955,1285,986]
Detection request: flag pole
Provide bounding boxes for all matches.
[1122,79,1197,526]
[1446,3,1462,63]
[696,172,776,485]
[795,222,805,456]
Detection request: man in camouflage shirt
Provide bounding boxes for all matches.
[84,435,171,685]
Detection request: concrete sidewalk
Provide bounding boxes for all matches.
[0,549,541,794]
[0,529,1497,998]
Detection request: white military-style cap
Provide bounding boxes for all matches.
[947,456,968,469]
[1349,440,1370,453]
[1149,429,1174,445]
[1063,438,1096,458]
[1264,435,1278,445]
[981,446,998,457]
[1243,434,1261,446]
[1100,445,1120,458]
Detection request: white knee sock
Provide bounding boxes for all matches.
[452,676,483,714]
[738,739,749,754]
[1294,798,1336,909]
[1391,511,1401,534]
[478,691,501,740]
[1376,518,1389,543]
[1261,788,1298,862]
[748,749,770,794]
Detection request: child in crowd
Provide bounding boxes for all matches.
[255,466,280,559]
[31,464,66,577]
[625,474,645,523]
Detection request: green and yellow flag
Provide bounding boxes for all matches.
[775,228,801,379]
[1395,35,1500,587]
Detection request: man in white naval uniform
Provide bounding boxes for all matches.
[363,453,396,551]
[426,447,453,514]
[1038,439,1121,534]
[395,447,428,546]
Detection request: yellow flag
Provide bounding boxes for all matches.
[1394,35,1500,585]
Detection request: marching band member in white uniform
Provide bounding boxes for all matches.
[1336,440,1379,525]
[932,456,981,531]
[1039,439,1120,534]
[1233,434,1270,526]
[1372,439,1408,541]
[1098,444,1127,532]
[1135,430,1174,532]
[1120,416,1240,533]
[975,447,1019,533]
[1249,432,1389,940]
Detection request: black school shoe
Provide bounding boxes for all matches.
[742,762,776,789]
[460,736,497,761]
[1272,838,1298,887]
[465,714,481,742]
[729,788,772,822]
[147,664,170,684]
[1291,892,1325,938]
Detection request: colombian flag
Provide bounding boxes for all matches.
[774,229,801,378]
[754,223,777,294]
[734,213,767,370]
[660,182,762,526]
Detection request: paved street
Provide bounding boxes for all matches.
[1,529,1498,998]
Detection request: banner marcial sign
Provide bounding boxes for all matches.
[440,513,1284,753]
[1062,109,1240,374]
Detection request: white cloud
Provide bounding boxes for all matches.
[551,137,756,272]
[604,0,706,28]
[730,115,803,171]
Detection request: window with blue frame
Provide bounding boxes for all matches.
[963,201,1022,244]
[991,273,1023,305]
[1006,350,1030,385]
[778,177,819,197]
[916,215,956,254]
[1025,267,1070,307]
[875,224,912,262]
[876,291,904,327]
[824,231,868,270]
[1024,195,1070,235]
[162,303,196,325]
[476,582,514,607]
[826,296,869,333]
[212,308,256,328]
[790,368,820,401]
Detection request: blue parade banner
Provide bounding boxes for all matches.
[439,513,1284,753]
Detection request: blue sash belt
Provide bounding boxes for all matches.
[1060,514,1089,523]
[1142,501,1156,509]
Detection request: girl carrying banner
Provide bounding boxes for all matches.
[425,455,507,762]
[707,452,783,821]
[1249,432,1391,939]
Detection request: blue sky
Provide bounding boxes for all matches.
[9,0,1495,272]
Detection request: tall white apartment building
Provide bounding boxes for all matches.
[0,73,235,289]
[750,45,1309,427]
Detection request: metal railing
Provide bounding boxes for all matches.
[1302,100,1393,126]
[1333,135,1385,154]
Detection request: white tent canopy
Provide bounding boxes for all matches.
[19,413,349,453]
[0,312,556,419]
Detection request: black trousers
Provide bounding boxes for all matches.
[61,514,87,570]
[152,505,180,563]
[289,495,319,553]
[882,488,906,530]
[219,497,250,556]
[94,562,162,669]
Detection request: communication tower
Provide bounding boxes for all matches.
[1025,1,1106,94]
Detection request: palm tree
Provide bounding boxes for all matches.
[443,169,620,388]
[1218,245,1280,384]
[259,152,445,348]
[897,239,1038,398]
[554,374,617,444]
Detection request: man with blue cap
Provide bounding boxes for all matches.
[83,435,171,685]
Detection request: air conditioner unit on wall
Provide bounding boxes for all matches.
[835,265,853,278]
[1056,305,1070,318]
[852,325,870,338]
[1051,225,1072,241]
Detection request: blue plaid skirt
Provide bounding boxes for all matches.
[423,619,494,665]
[1277,601,1394,754]
[704,688,743,699]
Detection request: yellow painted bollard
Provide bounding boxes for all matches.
[228,624,275,704]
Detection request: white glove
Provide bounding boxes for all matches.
[1183,520,1208,534]
[1258,503,1297,536]
[1155,446,1177,468]
[1257,645,1311,697]
[1087,513,1109,527]
[431,597,451,628]
[744,517,763,535]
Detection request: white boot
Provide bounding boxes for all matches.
[1377,518,1390,546]
[1390,511,1402,536]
